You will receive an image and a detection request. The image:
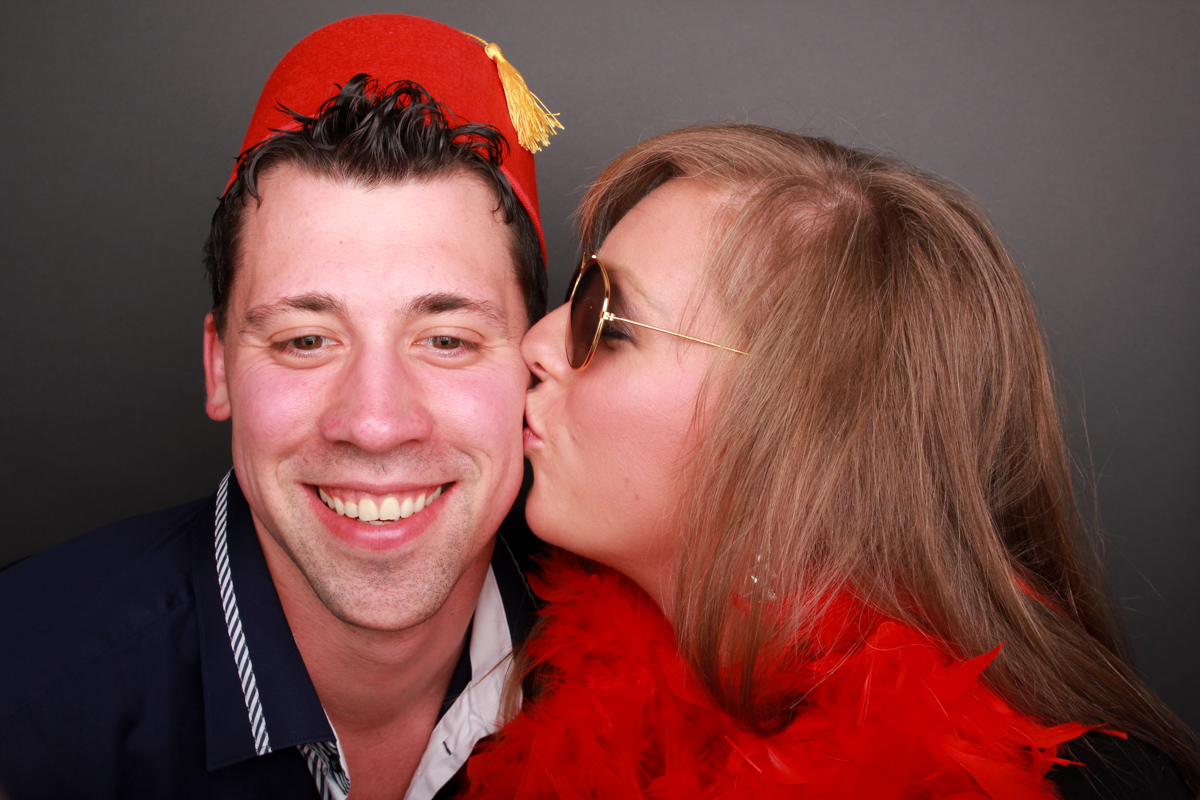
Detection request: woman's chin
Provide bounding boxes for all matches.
[523,485,598,563]
[522,482,568,547]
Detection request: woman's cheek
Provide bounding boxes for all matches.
[561,372,698,567]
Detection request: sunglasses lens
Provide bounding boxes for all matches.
[568,259,606,369]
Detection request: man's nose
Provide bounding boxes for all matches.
[320,345,434,453]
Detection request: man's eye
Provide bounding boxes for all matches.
[290,335,326,350]
[430,335,465,350]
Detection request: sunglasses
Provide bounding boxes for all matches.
[566,255,748,370]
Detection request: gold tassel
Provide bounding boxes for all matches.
[466,33,563,153]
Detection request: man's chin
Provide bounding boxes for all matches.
[323,595,449,633]
[254,484,495,634]
[298,538,494,635]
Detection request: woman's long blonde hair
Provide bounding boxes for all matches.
[575,123,1198,786]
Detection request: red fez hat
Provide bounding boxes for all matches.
[232,14,560,258]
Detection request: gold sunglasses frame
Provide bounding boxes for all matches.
[567,255,749,370]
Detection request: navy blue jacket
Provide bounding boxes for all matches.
[0,474,538,800]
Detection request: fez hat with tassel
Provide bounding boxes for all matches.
[231,14,561,257]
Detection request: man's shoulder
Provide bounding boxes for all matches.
[0,496,213,715]
[1,496,211,604]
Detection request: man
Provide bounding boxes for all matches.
[0,15,558,799]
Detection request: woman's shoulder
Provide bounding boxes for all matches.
[1051,732,1193,800]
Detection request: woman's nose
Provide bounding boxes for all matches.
[522,302,573,384]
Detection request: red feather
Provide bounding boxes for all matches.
[465,554,1100,799]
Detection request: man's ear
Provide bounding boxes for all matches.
[204,312,231,421]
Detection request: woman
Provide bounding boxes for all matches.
[467,124,1199,798]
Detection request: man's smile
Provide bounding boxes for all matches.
[315,484,448,525]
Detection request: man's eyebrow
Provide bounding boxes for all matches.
[241,293,346,334]
[403,292,510,331]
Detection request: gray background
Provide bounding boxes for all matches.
[1,1,1196,732]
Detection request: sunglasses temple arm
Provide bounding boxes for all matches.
[603,312,749,356]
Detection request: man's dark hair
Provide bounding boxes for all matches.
[204,75,547,333]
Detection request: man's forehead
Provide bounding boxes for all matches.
[231,166,521,317]
[245,164,506,235]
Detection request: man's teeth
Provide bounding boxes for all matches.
[317,486,443,524]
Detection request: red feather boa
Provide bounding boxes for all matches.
[466,554,1098,799]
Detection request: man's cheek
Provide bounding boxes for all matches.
[429,371,526,457]
[231,366,326,448]
[431,363,526,419]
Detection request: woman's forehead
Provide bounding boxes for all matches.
[597,180,723,295]
[626,188,736,334]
